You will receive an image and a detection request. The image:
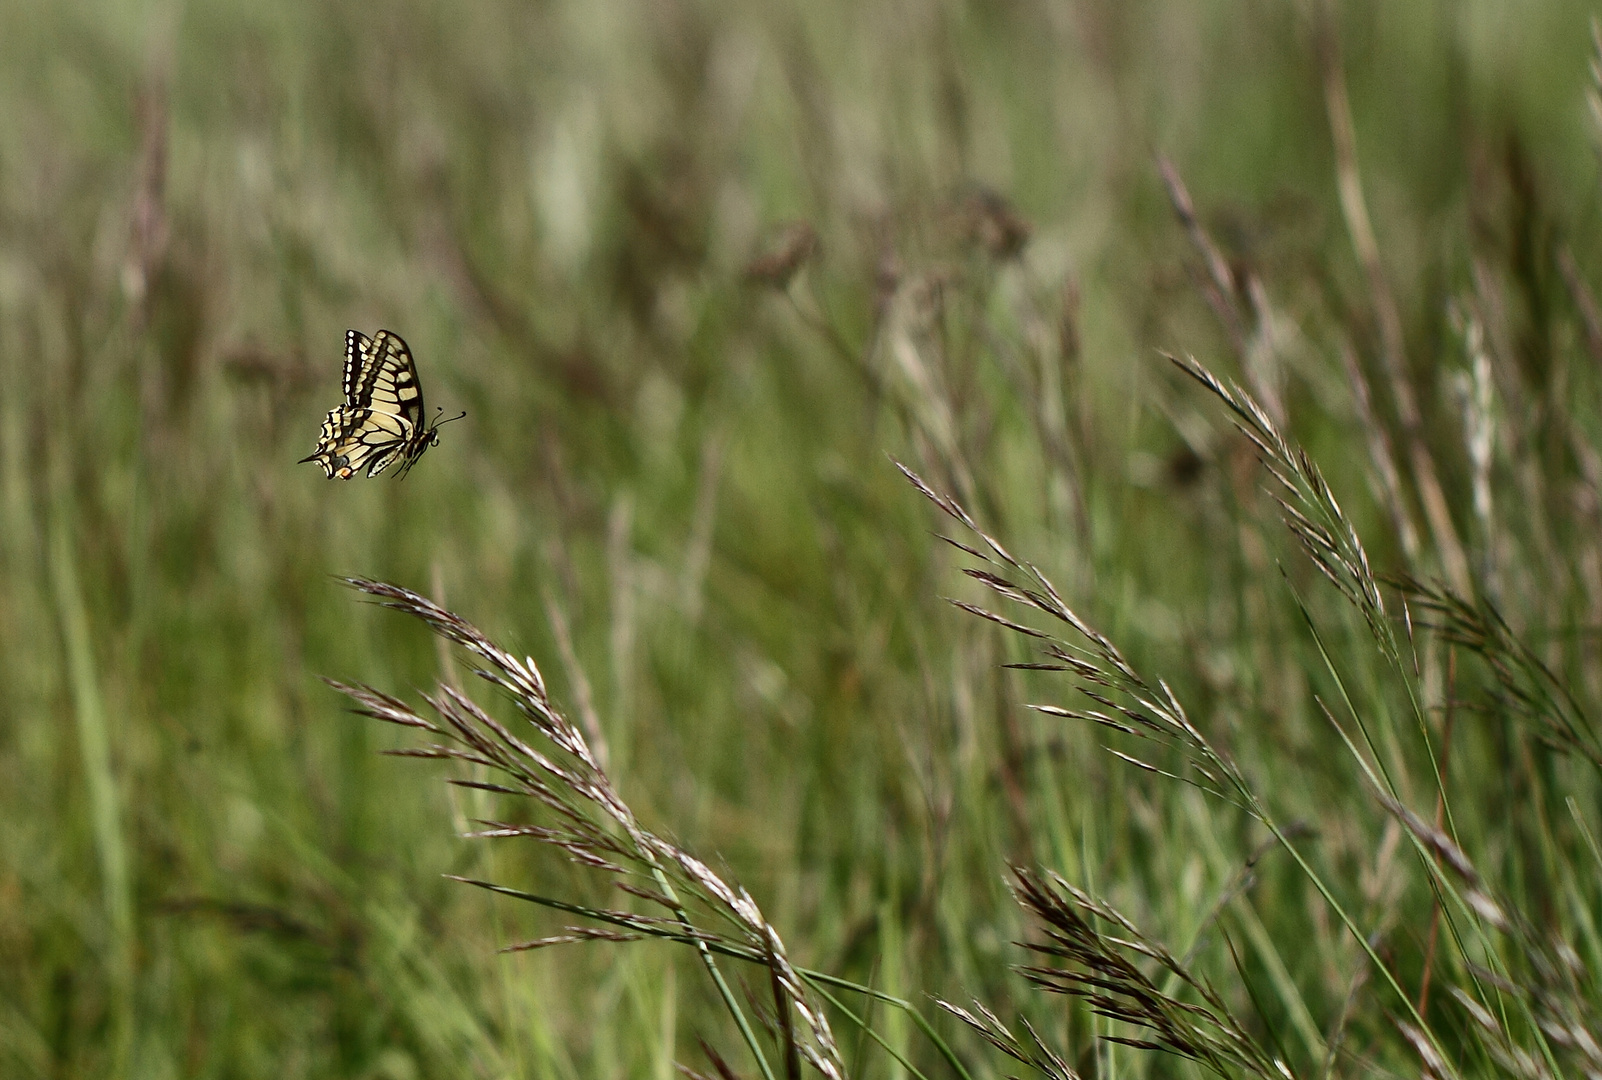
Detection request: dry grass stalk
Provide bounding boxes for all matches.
[1391,576,1602,770]
[1373,790,1602,1080]
[1167,353,1391,654]
[1155,153,1245,356]
[330,578,846,1080]
[898,367,1485,1074]
[936,999,1080,1080]
[1156,155,1286,428]
[1005,869,1292,1080]
[1315,5,1470,596]
[895,459,1253,816]
[901,457,1316,1075]
[1165,354,1602,1078]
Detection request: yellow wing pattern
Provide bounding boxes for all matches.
[301,330,458,479]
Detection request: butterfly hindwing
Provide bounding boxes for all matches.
[302,329,452,479]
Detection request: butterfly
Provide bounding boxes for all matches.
[300,329,463,479]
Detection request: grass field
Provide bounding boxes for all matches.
[7,1,1602,1077]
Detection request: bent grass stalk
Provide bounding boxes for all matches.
[1174,353,1602,1072]
[330,577,973,1080]
[895,381,1463,1076]
[908,341,1602,1078]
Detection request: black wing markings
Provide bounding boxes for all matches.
[341,329,379,406]
[301,329,464,479]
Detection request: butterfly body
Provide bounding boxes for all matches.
[301,329,461,479]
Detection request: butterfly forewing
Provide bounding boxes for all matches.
[341,330,373,405]
[302,328,447,479]
[364,331,427,429]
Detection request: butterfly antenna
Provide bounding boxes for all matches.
[433,408,467,428]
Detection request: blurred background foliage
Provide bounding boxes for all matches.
[5,0,1602,1077]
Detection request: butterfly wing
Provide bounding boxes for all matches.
[299,405,410,477]
[365,330,427,429]
[341,329,378,406]
[301,329,432,479]
[358,331,427,476]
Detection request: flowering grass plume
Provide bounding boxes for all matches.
[330,578,846,1080]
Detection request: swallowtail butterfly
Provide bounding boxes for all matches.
[300,329,462,479]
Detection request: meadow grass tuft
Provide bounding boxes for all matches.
[7,1,1602,1078]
